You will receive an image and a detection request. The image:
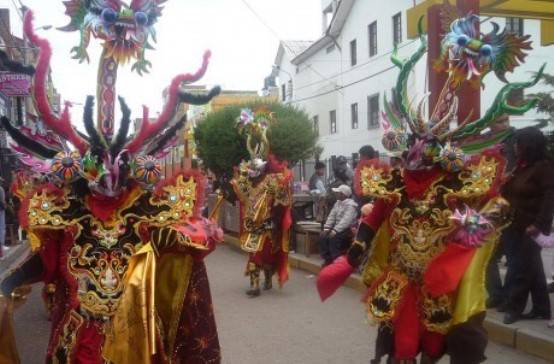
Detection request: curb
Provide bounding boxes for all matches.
[0,242,30,279]
[223,234,554,363]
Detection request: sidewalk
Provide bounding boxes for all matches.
[0,241,30,280]
[224,234,554,363]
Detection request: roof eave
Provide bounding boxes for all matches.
[290,0,355,65]
[273,43,286,67]
[290,36,333,65]
[328,0,355,37]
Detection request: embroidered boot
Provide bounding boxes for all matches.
[263,267,273,290]
[246,267,261,297]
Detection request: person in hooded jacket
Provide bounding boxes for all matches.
[318,184,358,266]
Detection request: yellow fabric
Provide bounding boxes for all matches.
[103,244,195,364]
[0,296,20,364]
[362,221,391,287]
[103,244,157,364]
[451,233,498,326]
[28,230,42,252]
[240,191,271,252]
[155,253,193,355]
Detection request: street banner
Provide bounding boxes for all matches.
[0,72,32,97]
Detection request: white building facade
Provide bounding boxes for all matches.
[272,0,553,159]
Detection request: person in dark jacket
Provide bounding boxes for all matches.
[359,145,377,161]
[501,127,554,324]
[486,130,517,310]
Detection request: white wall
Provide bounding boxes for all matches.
[275,0,553,159]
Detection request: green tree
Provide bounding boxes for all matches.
[194,105,249,180]
[194,100,317,181]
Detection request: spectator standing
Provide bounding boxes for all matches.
[0,178,6,259]
[501,127,554,325]
[330,156,353,187]
[358,145,377,161]
[309,161,326,194]
[318,185,358,266]
[486,124,518,310]
[309,161,327,222]
[323,156,353,222]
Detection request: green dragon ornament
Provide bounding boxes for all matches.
[59,0,166,139]
[380,15,544,170]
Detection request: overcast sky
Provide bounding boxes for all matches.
[1,0,321,119]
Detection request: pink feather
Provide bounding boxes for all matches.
[24,11,88,155]
[11,144,51,173]
[126,50,212,154]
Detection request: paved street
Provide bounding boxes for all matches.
[11,244,550,363]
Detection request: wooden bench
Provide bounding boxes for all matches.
[295,221,321,257]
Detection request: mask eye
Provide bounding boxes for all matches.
[456,34,469,47]
[134,11,149,26]
[480,44,493,57]
[101,8,118,24]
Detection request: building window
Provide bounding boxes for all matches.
[326,44,335,54]
[330,110,337,134]
[368,94,380,128]
[506,17,524,36]
[350,39,357,66]
[313,115,319,136]
[368,21,378,57]
[393,12,402,46]
[287,80,293,100]
[281,84,286,102]
[351,103,359,129]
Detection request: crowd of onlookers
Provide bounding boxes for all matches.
[308,145,378,266]
[309,127,554,329]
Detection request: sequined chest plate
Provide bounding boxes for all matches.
[69,216,141,319]
[389,204,454,281]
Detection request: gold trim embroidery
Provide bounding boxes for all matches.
[367,270,408,322]
[445,155,498,201]
[28,188,71,228]
[421,290,453,334]
[233,172,289,253]
[149,175,197,226]
[69,242,136,318]
[52,310,84,363]
[389,207,454,281]
[359,165,402,201]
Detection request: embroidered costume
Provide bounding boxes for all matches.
[0,1,222,363]
[230,109,293,297]
[317,14,543,364]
